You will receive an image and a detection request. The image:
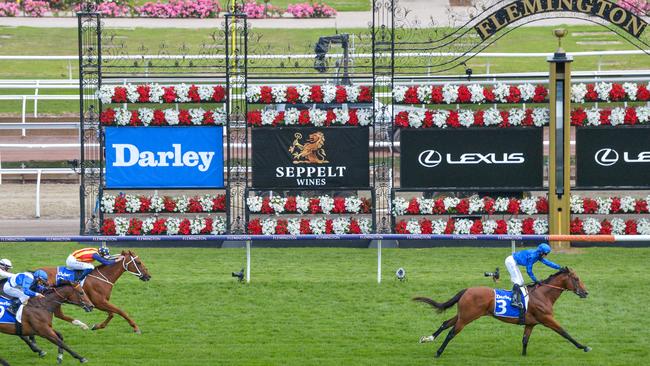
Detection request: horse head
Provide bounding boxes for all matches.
[120,250,152,282]
[559,267,589,298]
[51,283,94,312]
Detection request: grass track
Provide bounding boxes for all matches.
[0,244,648,365]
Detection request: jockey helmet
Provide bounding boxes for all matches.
[0,258,12,270]
[33,270,48,282]
[98,246,110,257]
[537,243,552,254]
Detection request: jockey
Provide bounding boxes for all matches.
[505,243,561,315]
[0,259,13,280]
[3,270,49,315]
[66,246,117,281]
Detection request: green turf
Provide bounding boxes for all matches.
[0,244,647,365]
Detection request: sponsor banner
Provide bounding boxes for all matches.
[400,128,543,189]
[252,127,369,188]
[577,127,650,188]
[105,127,224,188]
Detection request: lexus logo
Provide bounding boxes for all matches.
[594,148,619,166]
[418,150,442,167]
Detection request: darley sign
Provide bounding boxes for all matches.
[474,0,647,40]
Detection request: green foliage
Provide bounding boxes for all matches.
[0,244,648,365]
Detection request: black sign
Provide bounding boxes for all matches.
[252,127,369,188]
[577,127,650,188]
[400,128,543,190]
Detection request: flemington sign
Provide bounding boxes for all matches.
[474,0,648,40]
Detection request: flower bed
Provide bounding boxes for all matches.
[247,195,371,215]
[393,83,548,104]
[394,217,549,235]
[100,107,226,126]
[392,196,549,216]
[286,2,336,18]
[101,216,226,235]
[570,217,650,235]
[135,0,221,18]
[98,84,226,104]
[247,217,372,234]
[570,195,650,214]
[0,2,20,16]
[570,106,650,126]
[394,107,549,128]
[101,193,226,214]
[246,85,372,104]
[571,82,650,103]
[247,108,372,127]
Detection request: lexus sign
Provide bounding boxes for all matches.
[577,127,650,188]
[400,128,543,189]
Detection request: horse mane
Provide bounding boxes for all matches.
[542,267,571,284]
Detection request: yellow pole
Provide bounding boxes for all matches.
[230,0,237,68]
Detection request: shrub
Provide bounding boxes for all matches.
[23,0,50,16]
[0,1,20,16]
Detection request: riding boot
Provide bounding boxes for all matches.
[511,284,523,309]
[75,269,92,282]
[7,299,21,315]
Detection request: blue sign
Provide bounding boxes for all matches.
[105,127,224,188]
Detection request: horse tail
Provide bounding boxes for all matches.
[413,289,467,313]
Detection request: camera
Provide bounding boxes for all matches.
[484,267,500,281]
[232,269,244,281]
[396,267,406,281]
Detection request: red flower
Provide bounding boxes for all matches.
[522,218,535,234]
[444,219,455,234]
[152,110,166,126]
[178,109,191,125]
[499,110,510,128]
[286,86,299,104]
[162,86,177,103]
[609,83,626,101]
[536,197,549,214]
[456,199,469,214]
[136,85,150,102]
[151,218,167,235]
[201,218,213,234]
[310,85,323,102]
[635,200,648,213]
[423,111,434,128]
[163,196,177,212]
[112,87,127,103]
[470,220,483,234]
[507,198,520,215]
[127,218,143,235]
[637,85,650,101]
[484,197,495,214]
[335,86,348,103]
[212,86,226,102]
[431,86,443,103]
[212,195,226,212]
[178,219,191,235]
[571,108,587,126]
[188,85,201,102]
[473,110,484,126]
[114,195,127,213]
[585,84,598,101]
[600,220,612,235]
[325,110,336,126]
[406,198,420,214]
[457,85,471,103]
[333,197,346,213]
[349,219,362,234]
[275,219,288,234]
[395,111,410,128]
[300,219,312,234]
[447,110,460,128]
[624,107,638,125]
[570,218,584,234]
[309,198,322,214]
[100,109,116,125]
[203,110,215,125]
[298,110,311,125]
[247,110,262,126]
[129,110,140,126]
[260,86,273,103]
[522,109,534,126]
[599,109,611,125]
[495,220,508,234]
[395,221,408,234]
[325,219,333,234]
[583,198,597,214]
[433,199,446,214]
[404,86,419,104]
[420,219,433,234]
[533,85,548,103]
[188,197,203,213]
[358,86,373,102]
[506,86,521,103]
[483,87,495,102]
[273,111,285,126]
[261,198,274,214]
[348,110,359,126]
[611,197,621,213]
[285,196,297,212]
[625,220,638,235]
[248,219,262,234]
[100,219,116,235]
[139,196,151,213]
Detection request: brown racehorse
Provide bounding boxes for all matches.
[0,284,94,364]
[40,250,151,334]
[414,267,591,358]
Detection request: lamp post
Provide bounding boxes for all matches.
[548,29,572,249]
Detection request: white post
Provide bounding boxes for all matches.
[34,80,39,118]
[246,240,251,283]
[35,169,42,218]
[21,95,27,137]
[511,240,516,254]
[377,240,382,284]
[0,152,2,185]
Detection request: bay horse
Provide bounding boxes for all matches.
[0,283,94,364]
[414,267,591,358]
[40,250,151,334]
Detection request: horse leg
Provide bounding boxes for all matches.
[55,307,89,331]
[420,315,458,343]
[522,324,535,356]
[92,299,140,333]
[39,328,87,363]
[542,317,591,352]
[434,322,467,358]
[54,330,65,364]
[91,312,114,331]
[20,336,46,358]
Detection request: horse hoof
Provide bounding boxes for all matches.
[80,357,88,363]
[57,356,63,364]
[91,324,99,331]
[584,346,592,352]
[38,351,47,358]
[419,335,434,343]
[134,329,142,335]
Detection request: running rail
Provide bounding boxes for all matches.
[0,234,644,242]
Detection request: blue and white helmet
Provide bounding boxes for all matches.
[33,270,48,282]
[98,247,110,257]
[537,243,552,254]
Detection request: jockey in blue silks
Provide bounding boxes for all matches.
[505,243,561,317]
[3,270,49,315]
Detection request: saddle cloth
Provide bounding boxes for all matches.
[493,287,529,318]
[55,267,86,286]
[0,297,24,324]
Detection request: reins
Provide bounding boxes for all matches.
[87,254,144,286]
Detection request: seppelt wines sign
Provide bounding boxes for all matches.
[400,128,543,190]
[105,126,224,188]
[474,0,647,40]
[252,127,370,188]
[577,127,650,188]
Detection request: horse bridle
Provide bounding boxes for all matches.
[52,285,91,308]
[123,255,145,279]
[539,275,584,296]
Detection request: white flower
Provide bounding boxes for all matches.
[636,106,650,123]
[582,218,601,235]
[247,196,263,212]
[417,85,432,103]
[200,195,213,212]
[166,217,180,235]
[483,107,503,126]
[596,197,612,214]
[620,196,635,212]
[189,108,206,125]
[454,219,473,234]
[333,109,350,125]
[287,218,301,235]
[533,219,548,234]
[332,217,349,234]
[458,110,474,127]
[431,219,447,234]
[190,217,205,234]
[520,197,538,215]
[114,108,131,126]
[532,108,550,127]
[570,195,584,213]
[585,106,601,126]
[320,196,334,214]
[359,218,372,234]
[126,195,140,213]
[213,108,227,125]
[345,86,360,102]
[126,84,139,103]
[406,219,422,234]
[443,197,460,211]
[297,84,311,103]
[212,216,227,234]
[114,217,129,236]
[493,83,510,103]
[507,219,523,235]
[97,85,114,104]
[494,197,509,212]
[198,85,214,101]
[611,218,626,235]
[357,109,373,126]
[637,219,650,235]
[261,110,278,126]
[433,110,449,128]
[483,220,497,234]
[296,196,310,214]
[468,84,485,103]
[271,86,287,103]
[468,195,484,214]
[408,110,425,128]
[309,108,327,127]
[609,107,625,126]
[393,86,408,103]
[508,108,525,126]
[151,195,164,213]
[164,109,179,125]
[417,197,434,215]
[595,82,612,101]
[623,82,638,101]
[322,84,337,103]
[571,83,587,103]
[392,197,408,216]
[311,218,326,234]
[175,84,191,103]
[345,197,362,214]
[149,84,164,103]
[101,195,115,213]
[518,83,535,101]
[138,108,153,126]
[284,108,300,125]
[176,196,189,213]
[269,196,287,215]
[142,217,155,234]
[442,84,458,104]
[246,86,261,102]
[261,218,276,235]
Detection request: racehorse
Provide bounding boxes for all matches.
[414,267,591,358]
[40,250,151,333]
[0,283,94,364]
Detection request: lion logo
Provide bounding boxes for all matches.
[288,132,329,164]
